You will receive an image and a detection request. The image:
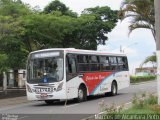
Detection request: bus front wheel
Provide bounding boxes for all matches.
[77,86,87,102]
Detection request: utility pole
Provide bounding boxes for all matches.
[120,45,122,53]
[154,0,160,104]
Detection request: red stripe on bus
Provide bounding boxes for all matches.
[82,72,113,94]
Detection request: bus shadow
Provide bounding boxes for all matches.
[86,93,125,102]
[33,100,79,107]
[33,93,126,107]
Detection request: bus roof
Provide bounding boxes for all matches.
[30,48,126,56]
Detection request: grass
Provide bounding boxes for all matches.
[121,107,155,114]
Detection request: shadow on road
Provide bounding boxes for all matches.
[32,93,126,107]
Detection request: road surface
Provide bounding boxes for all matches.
[0,81,157,120]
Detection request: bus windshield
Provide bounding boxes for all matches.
[27,57,63,83]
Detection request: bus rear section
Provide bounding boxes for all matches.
[65,51,130,102]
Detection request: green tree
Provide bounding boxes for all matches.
[43,0,77,17]
[21,6,118,50]
[141,53,156,67]
[0,0,31,18]
[78,6,118,49]
[0,54,8,73]
[59,14,98,49]
[0,0,31,70]
[20,14,77,50]
[0,16,28,69]
[119,0,155,41]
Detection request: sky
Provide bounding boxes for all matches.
[22,0,156,74]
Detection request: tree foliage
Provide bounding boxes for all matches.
[0,53,8,72]
[21,5,118,50]
[0,0,118,71]
[81,6,118,49]
[43,0,77,17]
[141,53,157,67]
[119,0,155,41]
[0,0,31,17]
[20,14,78,50]
[0,0,31,70]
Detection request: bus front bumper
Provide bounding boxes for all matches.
[26,90,67,101]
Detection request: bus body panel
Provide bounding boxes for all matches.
[115,71,130,90]
[65,71,130,98]
[66,76,86,99]
[82,71,113,95]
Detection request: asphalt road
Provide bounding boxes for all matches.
[0,81,157,120]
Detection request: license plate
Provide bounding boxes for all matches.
[40,93,48,98]
[34,87,54,93]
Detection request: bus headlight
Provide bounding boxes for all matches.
[57,82,63,91]
[26,85,32,93]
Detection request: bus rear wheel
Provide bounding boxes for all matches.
[110,81,117,96]
[77,86,87,102]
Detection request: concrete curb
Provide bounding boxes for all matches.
[0,89,26,99]
[0,96,29,108]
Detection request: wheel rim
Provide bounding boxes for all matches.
[78,89,84,100]
[113,84,116,94]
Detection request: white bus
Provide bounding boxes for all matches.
[26,48,130,104]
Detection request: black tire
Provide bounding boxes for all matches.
[44,100,55,105]
[110,81,117,96]
[77,86,87,102]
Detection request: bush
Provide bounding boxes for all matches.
[103,93,158,116]
[131,93,158,110]
[130,75,156,83]
[145,94,157,105]
[132,94,146,109]
[149,104,160,114]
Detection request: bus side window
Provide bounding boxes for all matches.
[67,56,77,74]
[109,56,117,71]
[100,56,110,71]
[89,55,100,71]
[77,55,89,72]
[66,54,77,81]
[117,57,123,70]
[122,57,129,70]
